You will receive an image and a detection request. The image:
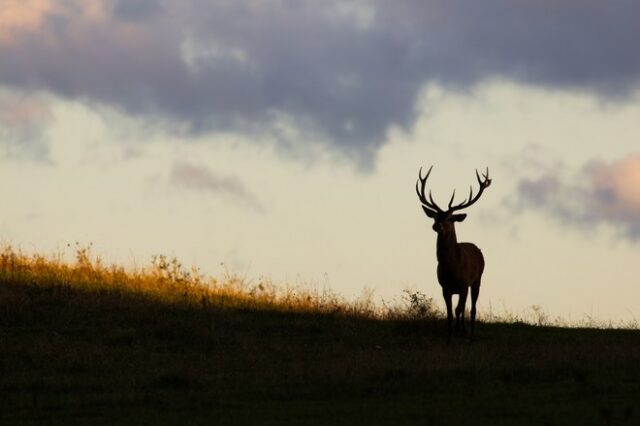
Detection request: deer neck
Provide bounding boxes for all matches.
[436,228,460,264]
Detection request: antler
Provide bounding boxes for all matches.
[416,166,444,213]
[448,168,491,213]
[416,166,491,214]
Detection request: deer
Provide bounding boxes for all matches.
[415,166,491,343]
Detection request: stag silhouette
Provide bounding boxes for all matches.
[416,166,491,343]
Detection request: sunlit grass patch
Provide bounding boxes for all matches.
[0,244,394,319]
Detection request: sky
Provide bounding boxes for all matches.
[1,0,640,323]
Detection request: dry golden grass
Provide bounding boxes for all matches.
[0,244,407,320]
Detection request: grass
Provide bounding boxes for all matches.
[1,245,639,425]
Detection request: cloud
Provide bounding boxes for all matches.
[1,1,640,163]
[112,0,161,22]
[514,153,640,240]
[0,0,53,42]
[0,90,52,158]
[170,161,262,211]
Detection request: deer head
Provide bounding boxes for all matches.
[416,166,491,235]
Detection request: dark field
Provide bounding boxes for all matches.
[1,251,640,425]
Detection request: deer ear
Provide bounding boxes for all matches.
[422,206,437,218]
[451,213,467,222]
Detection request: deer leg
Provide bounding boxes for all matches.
[470,281,481,343]
[455,288,468,334]
[443,290,453,344]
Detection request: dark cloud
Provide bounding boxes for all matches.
[514,154,640,241]
[170,161,262,211]
[2,1,640,163]
[112,0,162,22]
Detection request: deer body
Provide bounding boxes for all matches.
[416,166,491,343]
[436,240,484,295]
[436,234,484,342]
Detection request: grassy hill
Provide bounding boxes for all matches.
[1,246,639,425]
